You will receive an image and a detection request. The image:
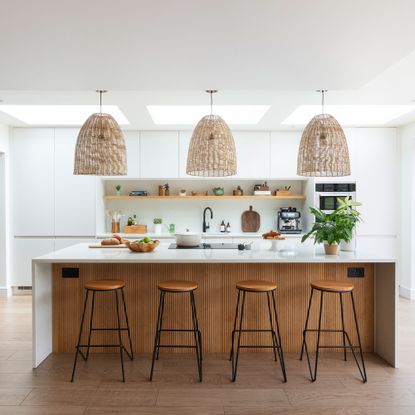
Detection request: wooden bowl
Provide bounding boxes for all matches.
[126,240,160,252]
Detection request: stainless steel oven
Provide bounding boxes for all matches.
[314,182,356,213]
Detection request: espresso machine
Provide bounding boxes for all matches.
[277,207,302,234]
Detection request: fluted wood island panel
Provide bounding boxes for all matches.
[52,262,374,354]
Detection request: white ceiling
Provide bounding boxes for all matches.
[1,0,415,129]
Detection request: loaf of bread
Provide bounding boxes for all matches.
[101,238,120,246]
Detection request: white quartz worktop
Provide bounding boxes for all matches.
[34,242,397,264]
[96,232,304,239]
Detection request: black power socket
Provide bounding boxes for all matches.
[347,267,364,278]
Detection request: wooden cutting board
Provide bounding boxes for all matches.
[241,205,260,232]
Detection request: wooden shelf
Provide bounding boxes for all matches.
[104,195,305,200]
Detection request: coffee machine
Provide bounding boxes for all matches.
[277,207,302,234]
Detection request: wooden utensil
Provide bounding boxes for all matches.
[241,205,260,232]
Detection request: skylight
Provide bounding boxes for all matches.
[0,105,130,125]
[282,105,415,126]
[147,105,270,125]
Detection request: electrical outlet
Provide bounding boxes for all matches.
[347,267,364,278]
[62,267,79,278]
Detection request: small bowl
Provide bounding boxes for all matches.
[126,240,160,252]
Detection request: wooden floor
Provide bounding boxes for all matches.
[0,296,415,414]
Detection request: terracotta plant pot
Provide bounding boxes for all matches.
[324,243,339,255]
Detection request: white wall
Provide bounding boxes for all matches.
[398,123,415,299]
[0,124,10,291]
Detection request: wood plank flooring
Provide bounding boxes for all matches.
[0,295,415,414]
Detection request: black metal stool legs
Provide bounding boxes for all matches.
[271,290,287,382]
[71,287,134,383]
[71,289,89,382]
[231,290,246,382]
[114,289,125,382]
[301,289,368,383]
[230,289,286,383]
[350,292,367,382]
[150,290,202,382]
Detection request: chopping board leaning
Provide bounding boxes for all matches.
[241,205,260,232]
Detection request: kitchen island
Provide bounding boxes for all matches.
[32,242,397,369]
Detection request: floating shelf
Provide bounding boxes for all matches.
[104,195,306,200]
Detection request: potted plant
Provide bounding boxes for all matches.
[153,218,163,234]
[336,196,362,251]
[115,185,121,196]
[302,197,362,255]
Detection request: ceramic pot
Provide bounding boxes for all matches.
[212,187,225,196]
[153,224,162,234]
[324,243,339,255]
[175,230,201,247]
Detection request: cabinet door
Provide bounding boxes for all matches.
[54,129,96,236]
[351,128,397,236]
[270,132,301,178]
[140,131,179,178]
[12,128,54,236]
[124,131,140,178]
[233,132,270,178]
[54,238,95,251]
[11,238,54,286]
[179,131,192,178]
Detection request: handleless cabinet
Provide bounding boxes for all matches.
[233,132,270,178]
[54,129,96,236]
[140,131,179,178]
[12,128,54,236]
[270,131,301,178]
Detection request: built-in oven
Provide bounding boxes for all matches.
[314,182,356,213]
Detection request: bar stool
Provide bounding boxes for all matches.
[71,279,134,383]
[300,280,367,382]
[230,280,287,382]
[149,280,202,382]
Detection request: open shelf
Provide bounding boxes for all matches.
[104,195,306,200]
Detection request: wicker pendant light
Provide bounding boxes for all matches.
[74,90,127,176]
[297,90,350,177]
[186,90,237,177]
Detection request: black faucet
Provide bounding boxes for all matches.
[203,207,213,233]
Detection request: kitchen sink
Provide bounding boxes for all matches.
[169,243,239,249]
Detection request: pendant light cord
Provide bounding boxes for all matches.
[317,89,327,115]
[210,91,213,116]
[99,90,102,114]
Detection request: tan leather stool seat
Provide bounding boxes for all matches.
[236,280,277,292]
[85,279,126,291]
[311,280,354,293]
[158,280,198,292]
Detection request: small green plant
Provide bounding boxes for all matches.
[153,218,163,224]
[302,197,362,246]
[115,185,121,191]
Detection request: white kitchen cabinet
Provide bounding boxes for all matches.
[54,129,96,236]
[351,128,397,236]
[233,132,270,178]
[54,238,96,250]
[11,238,54,286]
[124,131,140,178]
[179,131,192,178]
[270,132,302,178]
[12,128,54,236]
[140,131,179,178]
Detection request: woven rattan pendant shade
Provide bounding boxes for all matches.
[74,91,127,176]
[297,90,350,177]
[186,90,237,177]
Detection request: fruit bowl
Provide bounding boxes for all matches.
[126,239,160,252]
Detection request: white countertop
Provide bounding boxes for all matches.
[33,241,397,264]
[96,232,303,239]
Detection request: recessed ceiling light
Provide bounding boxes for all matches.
[282,105,415,126]
[0,105,129,125]
[147,105,270,125]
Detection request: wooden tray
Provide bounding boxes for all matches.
[124,225,147,234]
[241,205,260,232]
[89,244,128,248]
